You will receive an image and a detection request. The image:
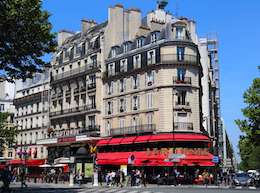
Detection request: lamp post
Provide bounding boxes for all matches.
[16,125,24,188]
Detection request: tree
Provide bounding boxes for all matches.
[0,112,20,157]
[235,66,260,170]
[0,0,57,82]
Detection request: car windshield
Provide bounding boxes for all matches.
[236,173,249,178]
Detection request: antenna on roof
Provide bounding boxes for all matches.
[174,3,180,18]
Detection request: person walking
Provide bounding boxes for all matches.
[202,169,209,187]
[131,169,136,186]
[119,169,125,187]
[21,171,27,188]
[76,168,83,186]
[98,169,102,186]
[111,170,116,186]
[141,170,146,187]
[105,171,111,186]
[1,167,11,193]
[116,169,120,187]
[135,169,141,188]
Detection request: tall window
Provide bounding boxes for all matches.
[111,48,116,58]
[177,91,186,105]
[151,33,157,43]
[108,63,115,76]
[176,28,183,39]
[148,50,155,65]
[178,69,186,80]
[177,47,185,61]
[89,95,95,108]
[147,93,153,108]
[69,65,72,75]
[89,116,95,127]
[137,39,142,49]
[134,55,140,69]
[123,43,128,53]
[91,55,97,66]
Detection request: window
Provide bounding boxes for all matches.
[178,69,186,80]
[147,70,155,86]
[131,75,140,89]
[132,95,140,110]
[66,98,71,109]
[118,99,126,113]
[111,48,117,58]
[69,47,74,60]
[108,63,115,76]
[82,43,86,55]
[30,133,32,144]
[147,115,153,128]
[91,55,97,66]
[42,116,45,126]
[41,147,43,158]
[133,55,141,69]
[89,116,95,127]
[69,65,72,75]
[105,121,112,136]
[24,133,27,144]
[89,95,95,108]
[107,101,114,114]
[177,113,188,130]
[108,83,113,95]
[176,28,183,39]
[123,78,126,92]
[36,103,39,112]
[177,47,185,61]
[78,62,81,73]
[0,104,4,111]
[123,43,128,53]
[89,75,96,84]
[85,59,88,67]
[36,117,38,127]
[31,104,33,113]
[137,39,142,49]
[62,67,64,78]
[147,93,153,108]
[151,33,157,43]
[8,152,12,157]
[120,59,127,72]
[177,91,186,105]
[105,121,108,136]
[148,50,155,65]
[119,119,125,129]
[36,132,38,140]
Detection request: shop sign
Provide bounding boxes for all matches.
[49,129,80,138]
[147,148,209,156]
[57,137,76,142]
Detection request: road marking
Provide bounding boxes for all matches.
[249,186,256,189]
[235,186,242,189]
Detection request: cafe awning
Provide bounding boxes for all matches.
[134,135,152,143]
[96,138,111,146]
[120,136,137,145]
[148,134,210,143]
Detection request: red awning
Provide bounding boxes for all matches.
[108,137,124,145]
[27,159,45,166]
[23,150,26,153]
[120,136,137,145]
[28,149,32,156]
[148,134,210,143]
[134,135,152,143]
[96,139,112,146]
[33,148,37,155]
[10,160,25,165]
[15,150,17,155]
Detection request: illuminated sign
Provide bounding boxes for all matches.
[57,137,76,142]
[147,148,209,156]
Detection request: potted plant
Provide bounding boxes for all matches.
[120,106,124,112]
[134,105,137,110]
[103,69,108,77]
[134,85,137,89]
[148,81,152,86]
[108,110,111,114]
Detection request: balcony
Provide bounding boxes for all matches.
[88,82,96,90]
[173,77,191,85]
[52,94,57,99]
[175,102,190,106]
[174,122,193,131]
[0,108,15,114]
[110,124,156,136]
[80,86,86,92]
[104,54,198,79]
[66,90,71,96]
[49,104,96,118]
[13,91,48,105]
[52,61,101,82]
[57,92,63,98]
[74,88,80,94]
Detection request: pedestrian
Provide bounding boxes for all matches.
[98,169,102,186]
[210,173,214,184]
[21,171,27,188]
[116,169,120,187]
[1,167,12,193]
[141,170,146,187]
[173,168,178,186]
[135,169,141,188]
[119,169,125,187]
[131,169,136,186]
[202,169,209,187]
[76,168,82,186]
[111,170,116,186]
[105,170,111,186]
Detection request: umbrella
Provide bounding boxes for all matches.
[197,162,215,166]
[39,164,52,168]
[54,164,66,167]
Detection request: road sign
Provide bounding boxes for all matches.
[130,154,135,161]
[168,154,186,158]
[164,159,180,162]
[128,158,134,164]
[24,146,28,151]
[213,156,218,163]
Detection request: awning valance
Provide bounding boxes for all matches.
[96,139,111,146]
[148,134,210,143]
[108,137,124,145]
[120,136,137,145]
[134,135,152,143]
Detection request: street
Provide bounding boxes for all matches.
[2,182,260,193]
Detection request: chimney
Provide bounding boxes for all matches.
[81,19,97,37]
[58,30,74,47]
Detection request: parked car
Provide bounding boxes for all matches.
[233,172,253,186]
[247,170,256,178]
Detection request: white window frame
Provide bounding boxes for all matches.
[105,121,108,136]
[176,28,183,39]
[151,33,157,43]
[147,50,156,65]
[137,74,140,89]
[124,98,127,112]
[147,93,153,108]
[123,78,127,92]
[133,54,141,69]
[105,102,107,115]
[137,95,140,110]
[137,39,142,49]
[120,59,127,72]
[105,83,108,96]
[117,80,120,93]
[119,119,125,129]
[108,63,115,76]
[111,48,116,58]
[123,43,128,53]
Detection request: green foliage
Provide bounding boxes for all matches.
[235,66,260,171]
[0,112,20,156]
[0,0,57,82]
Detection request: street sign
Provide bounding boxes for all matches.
[128,158,134,164]
[130,154,135,161]
[213,156,218,163]
[168,154,186,158]
[24,146,28,151]
[164,159,180,162]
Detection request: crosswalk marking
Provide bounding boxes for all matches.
[249,186,256,189]
[235,186,242,189]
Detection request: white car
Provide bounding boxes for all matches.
[247,170,256,178]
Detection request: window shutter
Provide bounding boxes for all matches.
[130,76,133,90]
[117,99,120,113]
[111,81,114,94]
[144,72,147,87]
[111,101,114,114]
[117,80,120,93]
[147,94,149,108]
[152,70,155,85]
[151,115,153,124]
[135,117,139,127]
[130,117,133,132]
[137,95,140,110]
[105,83,108,96]
[124,98,126,112]
[123,119,125,127]
[148,115,150,124]
[105,121,107,136]
[130,96,133,111]
[150,93,153,108]
[137,74,140,89]
[105,102,107,115]
[109,121,112,136]
[124,78,126,92]
[124,60,127,72]
[112,63,115,75]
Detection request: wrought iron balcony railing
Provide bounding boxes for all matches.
[174,122,193,131]
[110,124,156,136]
[173,76,191,85]
[49,104,96,117]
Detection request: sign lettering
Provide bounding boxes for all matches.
[146,148,209,156]
[57,137,76,142]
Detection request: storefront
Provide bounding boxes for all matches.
[96,133,216,182]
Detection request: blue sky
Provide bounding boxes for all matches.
[42,0,260,162]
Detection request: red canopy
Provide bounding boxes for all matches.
[9,159,45,166]
[108,137,124,145]
[134,135,152,143]
[28,149,32,156]
[33,148,37,155]
[15,150,17,155]
[96,139,111,146]
[148,134,210,143]
[120,136,137,145]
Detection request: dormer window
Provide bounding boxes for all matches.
[176,28,183,39]
[133,55,141,69]
[151,33,157,43]
[108,63,115,76]
[123,43,128,53]
[120,59,127,72]
[111,48,117,58]
[137,39,143,49]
